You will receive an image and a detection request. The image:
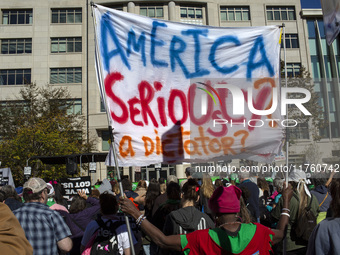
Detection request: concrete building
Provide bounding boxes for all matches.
[1,0,333,182]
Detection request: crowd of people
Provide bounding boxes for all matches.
[0,168,339,255]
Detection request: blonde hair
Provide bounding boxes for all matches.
[201,174,215,198]
[298,180,308,217]
[160,183,166,194]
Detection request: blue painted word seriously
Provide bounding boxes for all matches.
[100,13,275,79]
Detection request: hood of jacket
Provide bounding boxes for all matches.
[170,206,205,232]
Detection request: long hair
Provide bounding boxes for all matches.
[201,174,214,198]
[290,181,308,217]
[182,179,199,202]
[145,179,160,212]
[330,178,340,218]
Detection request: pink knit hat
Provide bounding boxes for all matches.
[208,185,242,213]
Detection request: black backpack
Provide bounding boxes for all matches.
[91,218,123,255]
[294,194,317,242]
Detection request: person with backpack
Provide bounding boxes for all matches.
[80,192,136,255]
[271,170,319,254]
[307,176,340,255]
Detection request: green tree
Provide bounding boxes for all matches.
[0,83,95,184]
[281,63,328,142]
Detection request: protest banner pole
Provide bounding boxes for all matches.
[282,23,289,255]
[90,3,136,254]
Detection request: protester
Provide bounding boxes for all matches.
[49,182,69,212]
[57,190,100,255]
[238,171,260,222]
[159,177,166,194]
[307,177,340,254]
[120,183,293,254]
[135,180,147,198]
[310,176,332,223]
[229,173,238,186]
[0,203,33,255]
[180,167,193,189]
[199,173,215,219]
[152,175,178,216]
[267,178,284,212]
[140,179,160,255]
[151,182,181,254]
[214,178,223,188]
[271,170,319,254]
[0,184,23,211]
[13,177,72,255]
[80,192,135,255]
[163,179,215,235]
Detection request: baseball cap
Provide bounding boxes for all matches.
[23,177,47,193]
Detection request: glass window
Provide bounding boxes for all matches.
[266,6,296,21]
[50,68,82,84]
[220,7,250,21]
[2,9,33,24]
[180,7,204,25]
[281,34,299,49]
[102,130,110,151]
[283,63,301,77]
[140,6,164,18]
[0,69,31,85]
[51,8,82,24]
[50,37,82,53]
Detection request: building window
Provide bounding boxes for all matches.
[100,99,106,112]
[1,38,32,54]
[266,6,295,21]
[283,63,301,77]
[0,69,31,85]
[2,9,33,24]
[220,7,250,21]
[140,6,164,18]
[289,123,309,139]
[50,68,82,84]
[58,99,82,115]
[102,130,110,151]
[180,7,204,25]
[281,34,299,48]
[51,8,82,24]
[51,37,82,53]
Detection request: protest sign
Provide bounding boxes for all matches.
[93,4,283,166]
[0,168,15,187]
[60,176,91,198]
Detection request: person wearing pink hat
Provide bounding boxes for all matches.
[120,182,293,254]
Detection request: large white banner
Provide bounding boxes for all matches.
[321,0,340,45]
[92,4,283,166]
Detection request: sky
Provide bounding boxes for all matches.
[300,0,321,9]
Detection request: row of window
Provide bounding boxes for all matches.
[1,6,296,25]
[0,33,299,55]
[1,8,82,25]
[0,99,82,115]
[139,6,296,22]
[0,68,82,85]
[1,37,82,54]
[0,63,301,86]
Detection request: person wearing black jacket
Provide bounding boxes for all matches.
[162,179,215,254]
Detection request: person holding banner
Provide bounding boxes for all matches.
[120,183,293,254]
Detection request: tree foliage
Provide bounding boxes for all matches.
[281,63,328,143]
[0,83,95,184]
